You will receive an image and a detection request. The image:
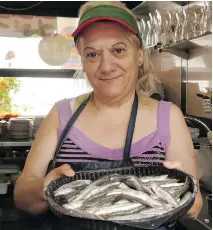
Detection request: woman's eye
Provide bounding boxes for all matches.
[114,48,126,56]
[86,52,97,58]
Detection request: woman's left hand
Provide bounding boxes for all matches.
[163,160,202,219]
[163,160,184,171]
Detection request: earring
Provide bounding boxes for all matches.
[139,60,143,66]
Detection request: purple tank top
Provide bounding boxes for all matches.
[54,97,171,166]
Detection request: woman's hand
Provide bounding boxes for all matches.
[163,160,202,219]
[44,164,75,192]
[163,160,183,171]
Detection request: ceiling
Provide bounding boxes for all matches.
[0,1,142,17]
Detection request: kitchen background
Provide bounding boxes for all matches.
[0,1,212,230]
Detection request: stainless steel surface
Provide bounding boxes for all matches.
[0,139,33,147]
[132,1,187,17]
[194,137,212,192]
[184,116,211,132]
[186,44,212,119]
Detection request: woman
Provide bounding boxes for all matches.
[14,1,202,227]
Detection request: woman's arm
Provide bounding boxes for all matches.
[14,105,74,215]
[165,104,203,219]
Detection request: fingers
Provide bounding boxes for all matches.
[54,164,75,177]
[44,164,75,188]
[163,160,183,171]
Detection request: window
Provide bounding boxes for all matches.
[12,77,93,116]
[0,14,92,116]
[0,15,81,69]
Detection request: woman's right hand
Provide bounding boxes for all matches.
[44,164,75,191]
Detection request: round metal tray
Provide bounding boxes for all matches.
[45,166,198,230]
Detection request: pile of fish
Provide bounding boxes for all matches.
[53,174,192,221]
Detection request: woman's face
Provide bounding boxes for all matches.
[79,21,143,100]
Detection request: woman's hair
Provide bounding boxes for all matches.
[74,1,162,97]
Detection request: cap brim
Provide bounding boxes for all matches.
[72,17,137,38]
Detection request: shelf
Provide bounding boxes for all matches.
[146,32,212,59]
[0,158,26,161]
[0,139,33,147]
[132,1,200,17]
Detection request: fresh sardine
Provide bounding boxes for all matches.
[83,182,121,200]
[143,179,179,188]
[172,177,190,199]
[151,183,179,208]
[140,175,168,183]
[114,199,131,205]
[139,206,173,217]
[63,200,84,210]
[95,202,144,218]
[126,176,153,195]
[73,185,98,202]
[109,206,172,221]
[179,191,192,206]
[54,187,78,197]
[121,188,163,207]
[118,183,130,190]
[106,188,123,197]
[160,183,185,188]
[82,190,108,205]
[56,180,92,191]
[126,177,141,190]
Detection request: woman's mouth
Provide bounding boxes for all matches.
[100,76,120,82]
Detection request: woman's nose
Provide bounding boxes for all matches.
[99,52,116,74]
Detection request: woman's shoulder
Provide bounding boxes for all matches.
[139,95,160,111]
[55,92,92,112]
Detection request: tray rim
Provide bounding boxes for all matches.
[45,166,198,228]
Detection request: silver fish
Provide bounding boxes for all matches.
[118,182,130,190]
[91,174,130,186]
[69,208,102,220]
[67,194,78,203]
[164,186,184,194]
[109,206,172,221]
[151,183,179,208]
[63,200,84,210]
[125,177,141,190]
[54,187,78,197]
[95,202,144,218]
[114,199,131,205]
[160,183,185,188]
[83,182,121,200]
[121,188,163,207]
[126,177,153,195]
[179,191,192,206]
[140,206,173,217]
[82,189,109,205]
[56,180,92,191]
[143,179,180,188]
[107,188,123,196]
[83,194,115,209]
[172,177,190,199]
[140,175,168,183]
[84,196,114,213]
[73,185,99,202]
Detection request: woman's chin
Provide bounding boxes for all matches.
[98,88,125,100]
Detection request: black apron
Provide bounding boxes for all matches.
[46,92,177,230]
[47,91,138,173]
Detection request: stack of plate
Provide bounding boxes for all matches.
[8,118,32,139]
[33,116,45,138]
[188,127,200,139]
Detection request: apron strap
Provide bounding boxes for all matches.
[122,92,138,167]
